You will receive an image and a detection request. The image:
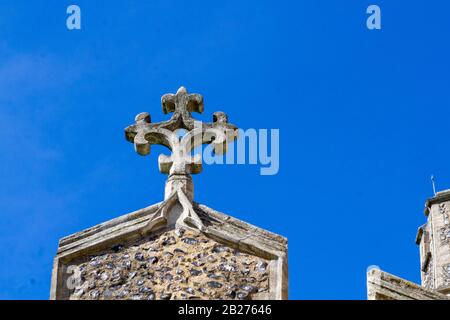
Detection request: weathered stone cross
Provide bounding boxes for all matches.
[124,87,237,232]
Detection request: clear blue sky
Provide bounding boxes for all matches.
[1,1,450,300]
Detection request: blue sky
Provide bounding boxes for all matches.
[1,1,450,300]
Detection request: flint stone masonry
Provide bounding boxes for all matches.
[68,228,270,300]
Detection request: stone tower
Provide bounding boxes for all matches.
[50,87,288,300]
[417,189,450,294]
[367,190,450,300]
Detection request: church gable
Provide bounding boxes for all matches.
[51,87,288,300]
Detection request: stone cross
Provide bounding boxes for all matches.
[124,87,237,232]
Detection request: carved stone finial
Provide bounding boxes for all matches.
[124,87,238,232]
[161,86,204,121]
[177,86,187,94]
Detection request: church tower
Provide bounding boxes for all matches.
[50,87,288,300]
[367,189,450,300]
[417,189,450,294]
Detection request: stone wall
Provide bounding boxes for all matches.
[68,227,270,300]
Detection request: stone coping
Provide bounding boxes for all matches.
[424,189,450,216]
[367,269,450,300]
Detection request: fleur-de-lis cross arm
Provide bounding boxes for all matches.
[124,87,238,176]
